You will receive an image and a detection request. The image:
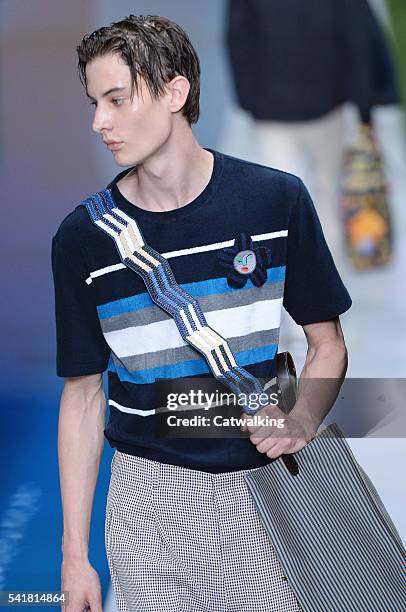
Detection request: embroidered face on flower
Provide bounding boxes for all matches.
[234,250,257,275]
[218,232,272,288]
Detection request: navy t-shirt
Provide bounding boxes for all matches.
[51,149,352,471]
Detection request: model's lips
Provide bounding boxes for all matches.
[104,141,123,151]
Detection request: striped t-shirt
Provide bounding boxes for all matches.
[51,149,352,472]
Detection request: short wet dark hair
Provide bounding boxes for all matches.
[76,14,201,124]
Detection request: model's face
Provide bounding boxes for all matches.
[86,53,172,165]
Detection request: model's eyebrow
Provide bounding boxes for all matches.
[86,86,128,101]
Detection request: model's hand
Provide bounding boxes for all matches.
[61,557,102,612]
[240,403,317,459]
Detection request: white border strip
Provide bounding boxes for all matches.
[109,399,156,415]
[85,229,288,284]
[85,263,126,285]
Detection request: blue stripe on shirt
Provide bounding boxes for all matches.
[98,266,286,319]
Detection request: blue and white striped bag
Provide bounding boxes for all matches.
[244,423,406,611]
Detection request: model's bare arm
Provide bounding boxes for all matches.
[289,316,348,433]
[59,373,105,612]
[242,317,348,457]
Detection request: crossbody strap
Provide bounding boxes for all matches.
[82,188,299,474]
[83,188,266,411]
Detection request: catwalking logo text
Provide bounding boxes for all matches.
[166,414,286,429]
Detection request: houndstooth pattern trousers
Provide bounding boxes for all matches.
[105,450,303,612]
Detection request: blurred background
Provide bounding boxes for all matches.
[0,0,405,608]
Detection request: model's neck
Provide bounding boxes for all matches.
[117,135,214,213]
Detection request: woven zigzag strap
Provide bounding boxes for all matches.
[82,188,267,415]
[82,188,300,475]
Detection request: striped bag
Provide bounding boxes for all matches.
[244,423,406,611]
[83,189,406,611]
[245,353,406,610]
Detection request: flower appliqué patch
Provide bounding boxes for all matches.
[218,232,272,288]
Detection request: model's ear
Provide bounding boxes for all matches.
[166,75,190,116]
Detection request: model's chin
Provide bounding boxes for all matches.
[111,149,130,165]
[113,148,138,163]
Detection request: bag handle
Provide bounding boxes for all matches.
[276,351,298,413]
[82,190,299,476]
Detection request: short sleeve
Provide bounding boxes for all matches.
[283,178,352,326]
[51,219,111,377]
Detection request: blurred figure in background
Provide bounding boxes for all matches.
[225,0,399,356]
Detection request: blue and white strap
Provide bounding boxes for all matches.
[82,188,267,415]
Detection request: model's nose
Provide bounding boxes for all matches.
[92,105,112,134]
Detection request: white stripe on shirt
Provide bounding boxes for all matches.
[103,298,283,358]
[85,230,288,284]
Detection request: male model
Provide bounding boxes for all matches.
[52,15,352,612]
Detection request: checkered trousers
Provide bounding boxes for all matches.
[105,451,303,612]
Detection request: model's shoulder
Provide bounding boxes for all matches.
[52,186,109,244]
[217,150,301,203]
[219,150,300,190]
[53,205,90,241]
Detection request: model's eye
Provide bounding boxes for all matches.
[89,101,96,107]
[112,98,125,106]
